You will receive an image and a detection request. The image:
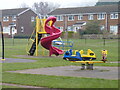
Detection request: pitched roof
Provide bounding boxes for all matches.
[1,8,29,16]
[98,0,120,2]
[48,5,118,15]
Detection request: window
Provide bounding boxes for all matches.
[88,14,94,20]
[57,27,63,31]
[12,16,17,21]
[56,16,63,21]
[3,27,10,35]
[21,26,24,33]
[68,15,74,21]
[67,26,74,31]
[3,16,9,22]
[100,25,105,30]
[110,25,118,35]
[97,13,105,20]
[78,15,83,20]
[110,13,118,19]
[31,16,35,22]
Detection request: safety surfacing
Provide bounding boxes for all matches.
[0,58,36,63]
[7,66,119,80]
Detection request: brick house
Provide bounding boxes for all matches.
[48,5,119,35]
[0,8,37,37]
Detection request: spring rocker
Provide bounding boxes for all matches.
[63,49,108,70]
[26,16,64,56]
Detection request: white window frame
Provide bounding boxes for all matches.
[78,15,83,20]
[68,15,74,21]
[100,25,105,30]
[21,26,24,33]
[12,16,17,21]
[97,13,105,20]
[88,14,94,20]
[110,13,118,19]
[56,15,63,21]
[110,25,118,34]
[31,16,35,22]
[3,26,11,35]
[67,26,74,31]
[3,16,9,22]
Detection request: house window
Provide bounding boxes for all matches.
[3,16,9,22]
[97,13,105,20]
[68,15,74,21]
[88,14,94,20]
[57,26,63,31]
[56,16,63,21]
[21,26,24,33]
[67,26,74,31]
[110,25,118,34]
[31,16,35,22]
[110,13,118,19]
[78,15,83,20]
[3,27,11,35]
[12,16,17,21]
[100,25,105,30]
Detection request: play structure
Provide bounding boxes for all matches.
[27,16,64,56]
[63,49,107,70]
[0,21,5,61]
[52,40,73,50]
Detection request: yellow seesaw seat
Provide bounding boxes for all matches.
[79,49,96,60]
[71,50,79,56]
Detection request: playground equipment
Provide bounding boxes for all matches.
[101,50,107,62]
[27,16,64,56]
[52,40,73,50]
[0,21,5,60]
[63,49,107,70]
[40,16,64,56]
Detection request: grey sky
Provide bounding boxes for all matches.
[0,0,98,9]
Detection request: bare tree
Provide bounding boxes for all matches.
[19,3,29,8]
[32,1,60,17]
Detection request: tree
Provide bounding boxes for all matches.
[83,20,102,34]
[32,1,60,17]
[19,3,29,8]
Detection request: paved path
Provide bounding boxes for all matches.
[8,66,119,80]
[0,58,36,63]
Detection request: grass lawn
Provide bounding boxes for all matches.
[1,38,119,88]
[1,85,22,88]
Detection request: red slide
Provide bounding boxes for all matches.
[40,16,64,56]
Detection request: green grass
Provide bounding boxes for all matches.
[3,38,118,61]
[1,85,22,88]
[3,72,118,88]
[1,38,119,88]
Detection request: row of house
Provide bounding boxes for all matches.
[0,4,119,37]
[48,5,119,35]
[0,8,37,37]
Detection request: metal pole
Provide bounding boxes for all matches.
[103,38,105,46]
[0,22,5,60]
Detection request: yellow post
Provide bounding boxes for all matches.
[35,16,40,56]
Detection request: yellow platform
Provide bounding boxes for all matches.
[71,61,105,64]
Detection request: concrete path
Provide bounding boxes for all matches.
[0,58,36,63]
[8,66,119,80]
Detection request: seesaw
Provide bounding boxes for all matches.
[63,49,107,70]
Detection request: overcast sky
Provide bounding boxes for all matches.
[0,0,99,9]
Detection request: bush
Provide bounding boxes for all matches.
[68,31,74,38]
[83,20,102,34]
